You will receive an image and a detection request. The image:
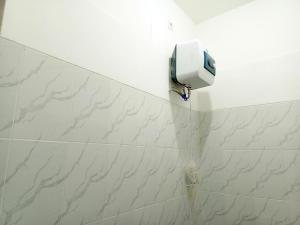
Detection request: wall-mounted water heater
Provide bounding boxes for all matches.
[170,40,216,100]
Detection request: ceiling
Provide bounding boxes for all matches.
[174,0,254,23]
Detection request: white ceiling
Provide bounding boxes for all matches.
[174,0,254,23]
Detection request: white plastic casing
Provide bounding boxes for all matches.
[173,40,216,90]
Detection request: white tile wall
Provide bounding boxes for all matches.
[0,37,193,225]
[1,37,300,225]
[194,100,300,225]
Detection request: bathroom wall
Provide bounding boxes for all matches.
[195,0,300,111]
[0,0,201,109]
[193,99,300,225]
[188,1,300,224]
[1,1,300,225]
[0,37,204,225]
[2,33,299,225]
[0,2,208,225]
[0,0,5,31]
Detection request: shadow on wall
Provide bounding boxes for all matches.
[168,59,213,209]
[168,58,213,156]
[0,0,5,32]
[191,90,213,154]
[169,83,213,218]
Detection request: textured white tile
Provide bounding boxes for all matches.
[221,151,265,195]
[158,198,189,225]
[1,140,66,225]
[196,192,228,225]
[0,38,25,138]
[224,195,256,225]
[56,143,115,225]
[0,37,198,225]
[11,48,97,141]
[84,221,100,225]
[2,36,300,225]
[154,148,184,202]
[99,84,147,145]
[288,201,300,225]
[253,198,290,225]
[142,202,170,225]
[191,190,211,225]
[169,104,190,150]
[224,196,290,225]
[276,101,300,150]
[188,111,208,154]
[192,101,300,224]
[217,105,260,150]
[0,140,9,208]
[197,148,227,192]
[137,101,190,149]
[150,103,177,148]
[246,151,292,199]
[105,203,167,225]
[101,216,116,225]
[8,45,135,144]
[282,151,300,202]
[58,73,114,143]
[129,94,167,146]
[204,101,300,150]
[101,207,144,225]
[178,195,193,225]
[100,145,146,219]
[129,146,166,208]
[194,113,214,151]
[245,102,296,149]
[195,185,291,225]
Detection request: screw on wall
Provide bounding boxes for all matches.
[168,21,173,31]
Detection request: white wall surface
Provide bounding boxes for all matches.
[1,0,200,109]
[195,0,300,111]
[2,0,300,112]
[174,0,254,23]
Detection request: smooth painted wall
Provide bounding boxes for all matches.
[0,0,200,109]
[195,0,300,111]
